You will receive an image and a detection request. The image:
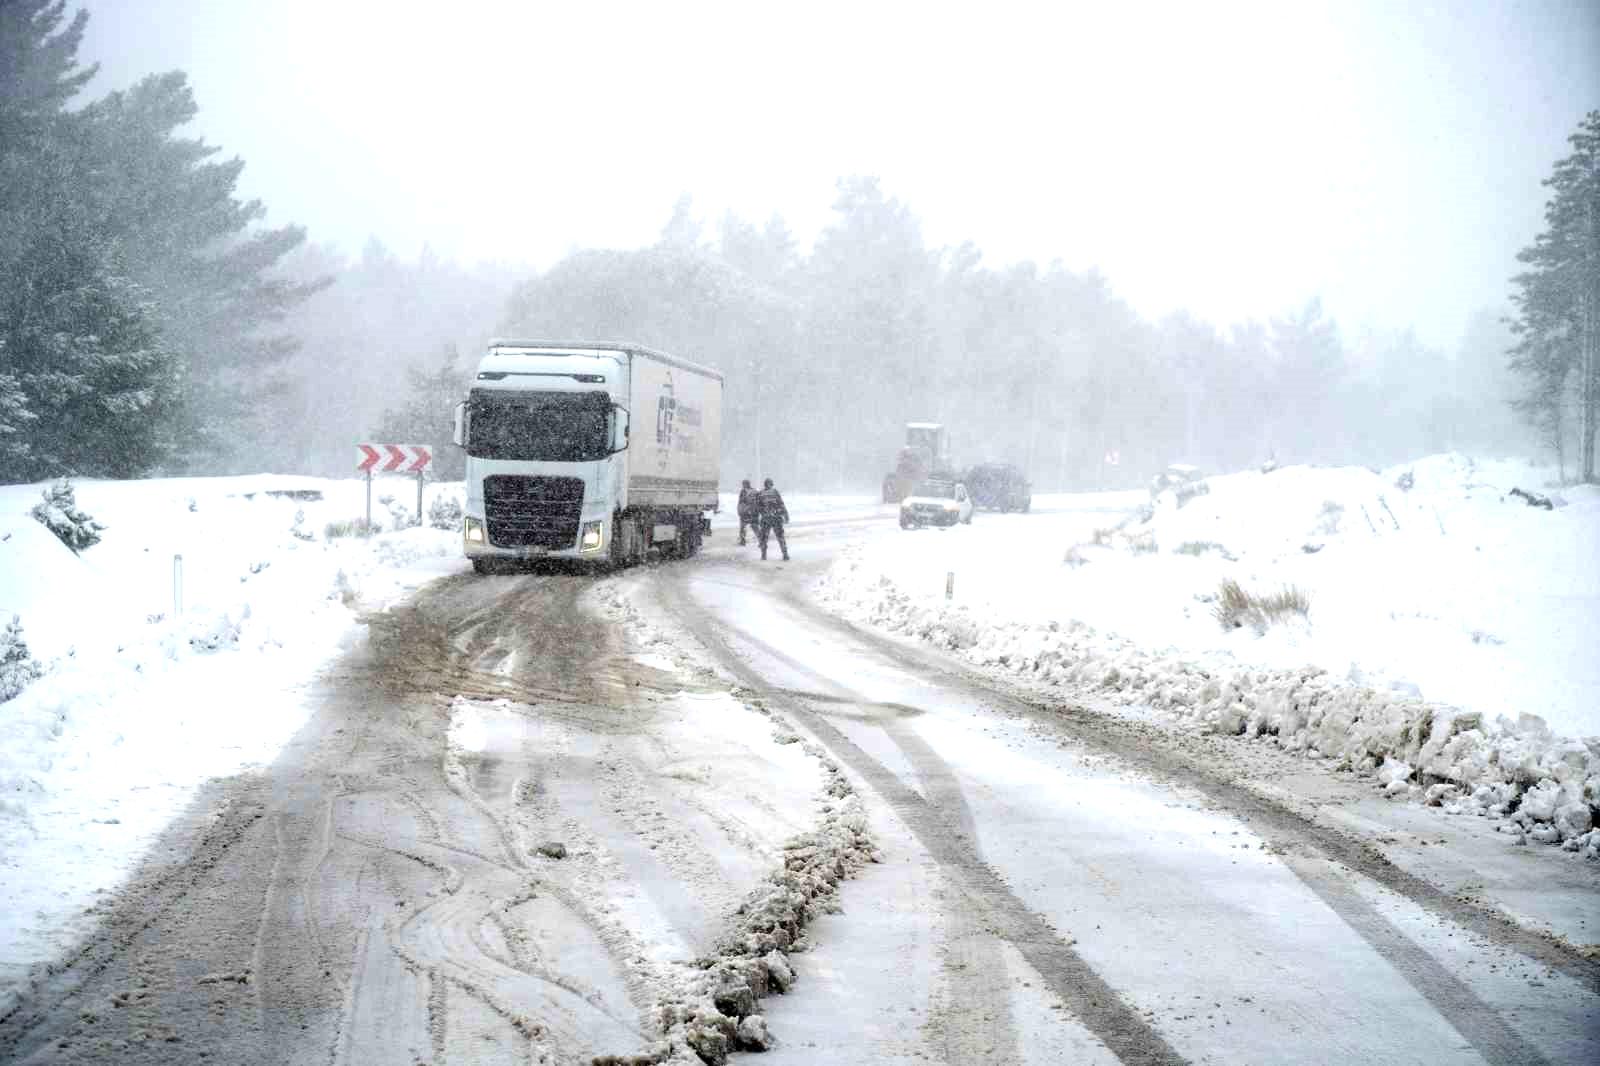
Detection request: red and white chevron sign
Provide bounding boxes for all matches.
[356,443,432,474]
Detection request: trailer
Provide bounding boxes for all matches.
[452,341,722,571]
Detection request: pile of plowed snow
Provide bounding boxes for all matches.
[816,454,1599,857]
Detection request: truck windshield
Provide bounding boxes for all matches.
[913,481,957,499]
[467,390,610,462]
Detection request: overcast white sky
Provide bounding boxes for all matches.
[79,0,1597,347]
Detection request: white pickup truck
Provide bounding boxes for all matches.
[452,340,723,571]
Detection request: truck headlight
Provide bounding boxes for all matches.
[580,520,604,552]
[465,517,485,544]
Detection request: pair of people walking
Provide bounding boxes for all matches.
[737,478,789,561]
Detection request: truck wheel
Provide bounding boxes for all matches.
[633,517,650,565]
[610,516,628,568]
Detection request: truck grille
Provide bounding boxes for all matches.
[484,475,585,548]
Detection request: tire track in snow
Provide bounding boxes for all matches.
[1279,856,1554,1066]
[658,571,1188,1066]
[800,587,1600,991]
[788,575,1583,1065]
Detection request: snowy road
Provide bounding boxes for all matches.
[0,569,847,1064]
[646,523,1599,1065]
[1,509,1596,1064]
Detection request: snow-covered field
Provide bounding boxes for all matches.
[0,474,468,1002]
[816,454,1600,858]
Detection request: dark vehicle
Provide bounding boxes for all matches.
[964,462,1032,512]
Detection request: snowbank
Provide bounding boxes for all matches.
[816,455,1600,858]
[0,473,469,1004]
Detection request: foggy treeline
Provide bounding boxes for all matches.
[295,181,1532,493]
[265,240,508,480]
[0,3,1555,492]
[489,182,1528,491]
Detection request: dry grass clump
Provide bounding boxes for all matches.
[1082,528,1156,555]
[1212,578,1310,632]
[1175,540,1230,558]
[324,517,380,539]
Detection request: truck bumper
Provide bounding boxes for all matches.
[463,514,609,562]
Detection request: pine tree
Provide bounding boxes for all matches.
[30,478,104,552]
[1509,111,1600,482]
[370,347,471,480]
[0,2,182,480]
[0,2,94,145]
[0,236,180,479]
[1,614,45,703]
[1,2,96,477]
[73,70,326,470]
[805,177,938,488]
[1268,297,1347,462]
[0,5,320,480]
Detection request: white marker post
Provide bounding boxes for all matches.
[946,571,954,601]
[173,554,184,617]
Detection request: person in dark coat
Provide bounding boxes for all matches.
[755,478,790,561]
[736,479,758,546]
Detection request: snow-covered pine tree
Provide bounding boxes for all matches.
[30,478,105,552]
[1,3,182,480]
[1510,110,1600,483]
[1,237,182,480]
[74,70,326,473]
[0,614,45,702]
[0,3,320,479]
[0,360,35,473]
[427,494,463,530]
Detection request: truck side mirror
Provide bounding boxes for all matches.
[610,404,630,454]
[452,401,467,447]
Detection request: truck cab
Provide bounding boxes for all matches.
[453,341,721,571]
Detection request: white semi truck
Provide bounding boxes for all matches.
[452,340,723,572]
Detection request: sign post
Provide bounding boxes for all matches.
[357,443,433,532]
